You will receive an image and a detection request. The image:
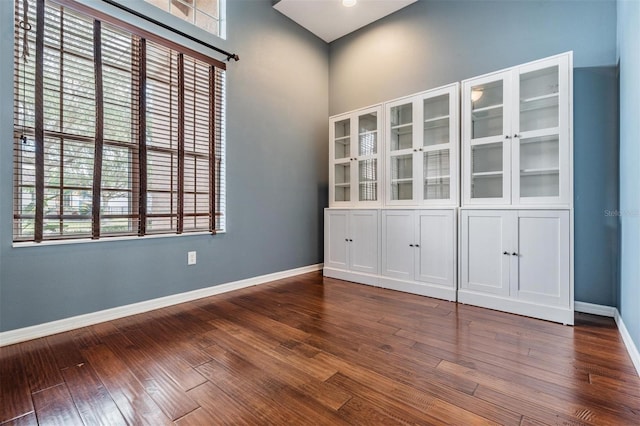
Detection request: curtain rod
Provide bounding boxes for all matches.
[101,0,239,62]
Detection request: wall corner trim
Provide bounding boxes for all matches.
[0,263,324,347]
[574,301,617,317]
[575,301,640,377]
[614,308,640,377]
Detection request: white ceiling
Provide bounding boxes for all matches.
[273,0,418,43]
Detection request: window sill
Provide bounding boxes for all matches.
[12,230,226,248]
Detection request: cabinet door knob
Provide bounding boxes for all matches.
[349,239,353,242]
[503,251,509,255]
[415,244,420,247]
[345,238,349,242]
[513,134,519,138]
[409,244,414,247]
[505,135,511,139]
[512,252,518,256]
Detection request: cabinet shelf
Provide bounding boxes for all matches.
[521,92,558,103]
[472,104,502,113]
[519,131,560,143]
[359,130,378,136]
[472,171,503,177]
[334,182,350,187]
[425,175,450,181]
[424,114,449,125]
[520,167,559,176]
[520,93,558,112]
[424,117,449,130]
[391,126,413,136]
[334,136,350,144]
[391,178,413,183]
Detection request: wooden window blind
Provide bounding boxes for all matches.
[13,0,226,243]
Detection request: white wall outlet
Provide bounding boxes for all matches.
[187,251,197,265]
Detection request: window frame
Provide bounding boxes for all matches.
[141,0,227,40]
[13,0,226,244]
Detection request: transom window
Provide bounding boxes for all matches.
[144,0,225,38]
[13,0,226,243]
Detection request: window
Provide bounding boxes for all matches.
[144,0,225,38]
[13,0,226,243]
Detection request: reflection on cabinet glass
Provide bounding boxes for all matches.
[385,83,459,206]
[359,132,377,156]
[424,150,450,200]
[358,113,378,158]
[471,80,504,139]
[359,159,378,201]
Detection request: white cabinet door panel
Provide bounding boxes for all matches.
[350,210,379,274]
[325,210,349,270]
[515,210,570,306]
[381,211,414,280]
[416,211,453,286]
[462,211,511,296]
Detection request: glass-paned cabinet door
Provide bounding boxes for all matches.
[421,85,458,205]
[329,105,382,207]
[463,71,511,205]
[357,112,379,202]
[332,118,351,203]
[333,119,350,160]
[387,100,416,202]
[513,54,570,205]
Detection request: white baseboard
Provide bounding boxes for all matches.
[0,263,323,347]
[574,301,617,317]
[615,309,640,377]
[574,301,640,377]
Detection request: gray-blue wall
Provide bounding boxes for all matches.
[0,0,329,332]
[573,67,619,305]
[618,0,640,351]
[329,0,619,306]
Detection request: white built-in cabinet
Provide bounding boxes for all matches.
[324,209,379,282]
[324,52,573,323]
[462,54,571,207]
[380,210,456,300]
[459,52,573,324]
[325,83,459,302]
[459,210,572,324]
[329,106,382,207]
[386,84,459,207]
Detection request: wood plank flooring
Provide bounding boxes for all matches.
[1,271,639,425]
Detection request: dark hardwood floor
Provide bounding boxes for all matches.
[2,271,639,425]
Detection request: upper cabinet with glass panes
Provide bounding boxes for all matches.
[462,52,572,207]
[329,105,382,207]
[384,83,459,207]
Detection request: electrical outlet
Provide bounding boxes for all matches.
[187,251,197,265]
